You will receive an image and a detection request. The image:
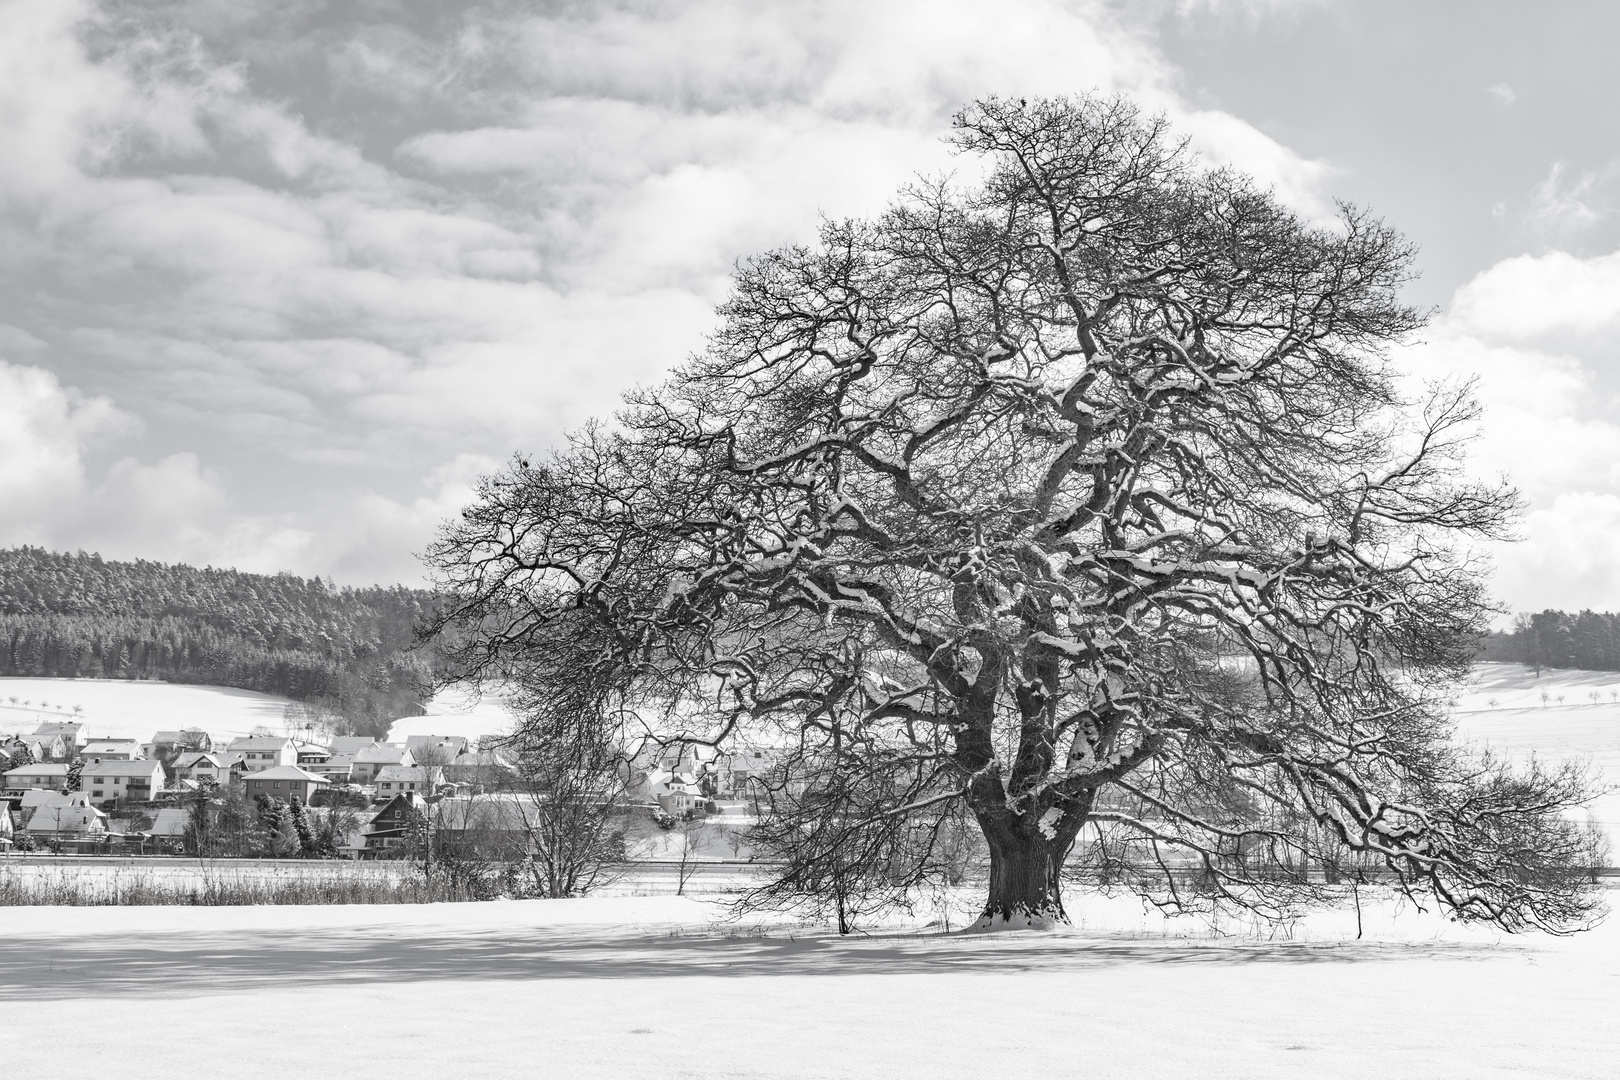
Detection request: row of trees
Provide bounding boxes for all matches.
[1481,610,1620,673]
[423,94,1601,934]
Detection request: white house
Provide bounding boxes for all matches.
[173,752,232,786]
[242,766,330,803]
[404,735,469,762]
[351,743,413,783]
[81,759,165,807]
[2,762,69,795]
[374,764,438,797]
[22,795,107,839]
[82,739,142,763]
[32,722,88,753]
[224,737,297,772]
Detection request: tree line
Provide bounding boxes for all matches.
[0,547,438,735]
[1480,609,1620,673]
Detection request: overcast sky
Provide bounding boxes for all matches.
[2,0,1618,614]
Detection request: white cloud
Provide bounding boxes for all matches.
[1488,82,1517,106]
[0,0,1338,583]
[1404,244,1620,613]
[1449,249,1620,342]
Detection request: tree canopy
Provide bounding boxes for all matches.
[426,95,1597,933]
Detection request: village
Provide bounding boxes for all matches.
[0,717,776,860]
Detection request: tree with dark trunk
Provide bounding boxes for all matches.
[424,94,1597,933]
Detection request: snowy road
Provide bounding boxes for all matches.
[1,891,1616,1078]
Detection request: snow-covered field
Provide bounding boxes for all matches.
[1,888,1615,1079]
[1454,664,1620,849]
[0,676,516,745]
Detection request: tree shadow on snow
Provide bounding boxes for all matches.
[0,920,1516,999]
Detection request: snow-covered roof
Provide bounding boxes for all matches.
[355,743,410,764]
[329,737,380,754]
[375,765,432,784]
[244,765,330,784]
[174,752,226,769]
[81,760,165,779]
[227,736,294,751]
[4,762,69,778]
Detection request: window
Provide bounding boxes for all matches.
[274,781,283,789]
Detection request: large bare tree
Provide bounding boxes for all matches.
[425,95,1597,932]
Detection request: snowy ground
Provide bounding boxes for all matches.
[1454,664,1620,849]
[1,887,1616,1079]
[0,676,515,745]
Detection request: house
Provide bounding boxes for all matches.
[32,722,88,753]
[431,794,545,856]
[172,752,231,786]
[149,729,212,755]
[443,749,516,787]
[360,792,427,856]
[373,764,439,797]
[224,737,297,772]
[82,738,142,763]
[329,736,379,755]
[21,792,107,839]
[81,759,166,807]
[310,752,357,784]
[242,765,330,803]
[294,741,331,768]
[404,735,469,764]
[2,735,45,762]
[2,762,69,795]
[351,743,413,783]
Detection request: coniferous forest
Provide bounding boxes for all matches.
[0,547,437,736]
[1479,609,1620,673]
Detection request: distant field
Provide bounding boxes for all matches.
[1453,663,1620,850]
[0,677,295,742]
[0,676,515,744]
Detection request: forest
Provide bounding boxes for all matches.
[1479,609,1620,673]
[0,547,437,736]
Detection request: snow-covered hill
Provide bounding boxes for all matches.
[0,677,295,743]
[1452,663,1620,850]
[0,676,517,747]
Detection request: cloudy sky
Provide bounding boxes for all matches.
[1,0,1617,613]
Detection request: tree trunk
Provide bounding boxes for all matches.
[972,810,1081,930]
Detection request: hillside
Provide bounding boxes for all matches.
[0,547,439,736]
[1453,663,1620,851]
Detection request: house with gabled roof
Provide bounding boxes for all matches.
[242,765,329,804]
[360,792,426,857]
[82,739,142,763]
[81,760,165,807]
[351,743,413,783]
[224,736,296,772]
[173,752,231,786]
[21,792,107,840]
[33,722,88,752]
[404,735,469,762]
[149,729,212,755]
[374,764,438,798]
[3,762,69,796]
